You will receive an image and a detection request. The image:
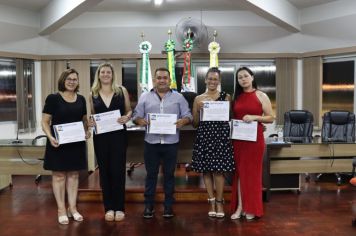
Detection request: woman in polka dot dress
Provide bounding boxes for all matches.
[191,67,235,218]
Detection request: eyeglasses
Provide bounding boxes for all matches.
[66,78,78,83]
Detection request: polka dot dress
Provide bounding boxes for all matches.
[191,91,235,173]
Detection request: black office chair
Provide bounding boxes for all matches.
[181,91,197,112]
[32,135,47,184]
[318,110,356,185]
[283,110,313,143]
[321,110,355,142]
[283,110,314,181]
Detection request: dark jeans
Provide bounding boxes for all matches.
[143,142,178,208]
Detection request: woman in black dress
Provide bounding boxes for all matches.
[41,68,91,225]
[89,63,132,221]
[191,67,234,218]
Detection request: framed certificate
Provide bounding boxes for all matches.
[92,109,123,134]
[230,119,257,141]
[200,101,229,121]
[147,113,177,135]
[53,121,86,145]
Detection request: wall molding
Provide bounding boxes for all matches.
[2,45,356,61]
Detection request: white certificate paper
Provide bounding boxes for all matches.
[147,113,177,135]
[92,110,123,134]
[200,101,229,121]
[230,119,257,141]
[53,121,86,145]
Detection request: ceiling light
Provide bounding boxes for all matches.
[154,0,163,6]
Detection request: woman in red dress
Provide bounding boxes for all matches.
[230,67,274,220]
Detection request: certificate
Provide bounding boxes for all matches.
[147,113,177,135]
[53,121,86,145]
[200,101,229,121]
[230,119,257,141]
[92,110,123,134]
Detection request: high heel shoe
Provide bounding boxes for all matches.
[207,198,216,217]
[58,215,69,225]
[215,199,225,218]
[230,207,242,220]
[67,208,83,222]
[245,213,255,220]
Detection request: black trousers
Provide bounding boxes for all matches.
[93,130,127,212]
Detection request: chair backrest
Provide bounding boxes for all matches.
[283,110,314,138]
[321,110,355,142]
[181,91,198,111]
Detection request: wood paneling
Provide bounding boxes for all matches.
[302,57,322,127]
[275,58,298,125]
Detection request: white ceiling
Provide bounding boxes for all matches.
[0,0,341,12]
[287,0,338,9]
[0,0,50,11]
[0,0,355,55]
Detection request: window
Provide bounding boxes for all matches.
[0,59,16,122]
[0,58,36,130]
[90,60,105,87]
[322,60,354,114]
[122,62,137,109]
[23,60,36,129]
[190,61,276,112]
[193,63,236,95]
[242,64,276,111]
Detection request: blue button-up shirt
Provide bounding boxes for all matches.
[133,89,192,144]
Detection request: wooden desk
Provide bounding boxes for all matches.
[0,128,197,190]
[0,139,50,189]
[264,137,356,201]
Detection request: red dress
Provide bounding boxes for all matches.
[230,90,264,217]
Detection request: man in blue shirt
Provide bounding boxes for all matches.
[133,67,192,218]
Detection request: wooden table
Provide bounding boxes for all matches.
[264,137,356,201]
[0,127,197,190]
[0,138,50,189]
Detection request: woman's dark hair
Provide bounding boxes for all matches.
[58,68,79,92]
[233,66,258,101]
[205,67,221,79]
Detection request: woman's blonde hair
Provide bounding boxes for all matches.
[91,63,122,97]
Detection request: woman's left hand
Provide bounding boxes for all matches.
[242,115,255,123]
[118,115,130,124]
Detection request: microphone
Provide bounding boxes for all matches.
[12,126,23,144]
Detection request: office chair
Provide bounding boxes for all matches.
[32,135,47,184]
[283,110,314,181]
[318,110,356,185]
[181,91,197,112]
[283,110,314,143]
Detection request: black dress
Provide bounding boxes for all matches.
[191,91,235,173]
[43,93,87,171]
[92,90,127,212]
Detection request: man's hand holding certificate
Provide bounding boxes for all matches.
[200,101,229,121]
[231,119,257,141]
[147,113,177,134]
[92,110,123,134]
[53,121,86,145]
